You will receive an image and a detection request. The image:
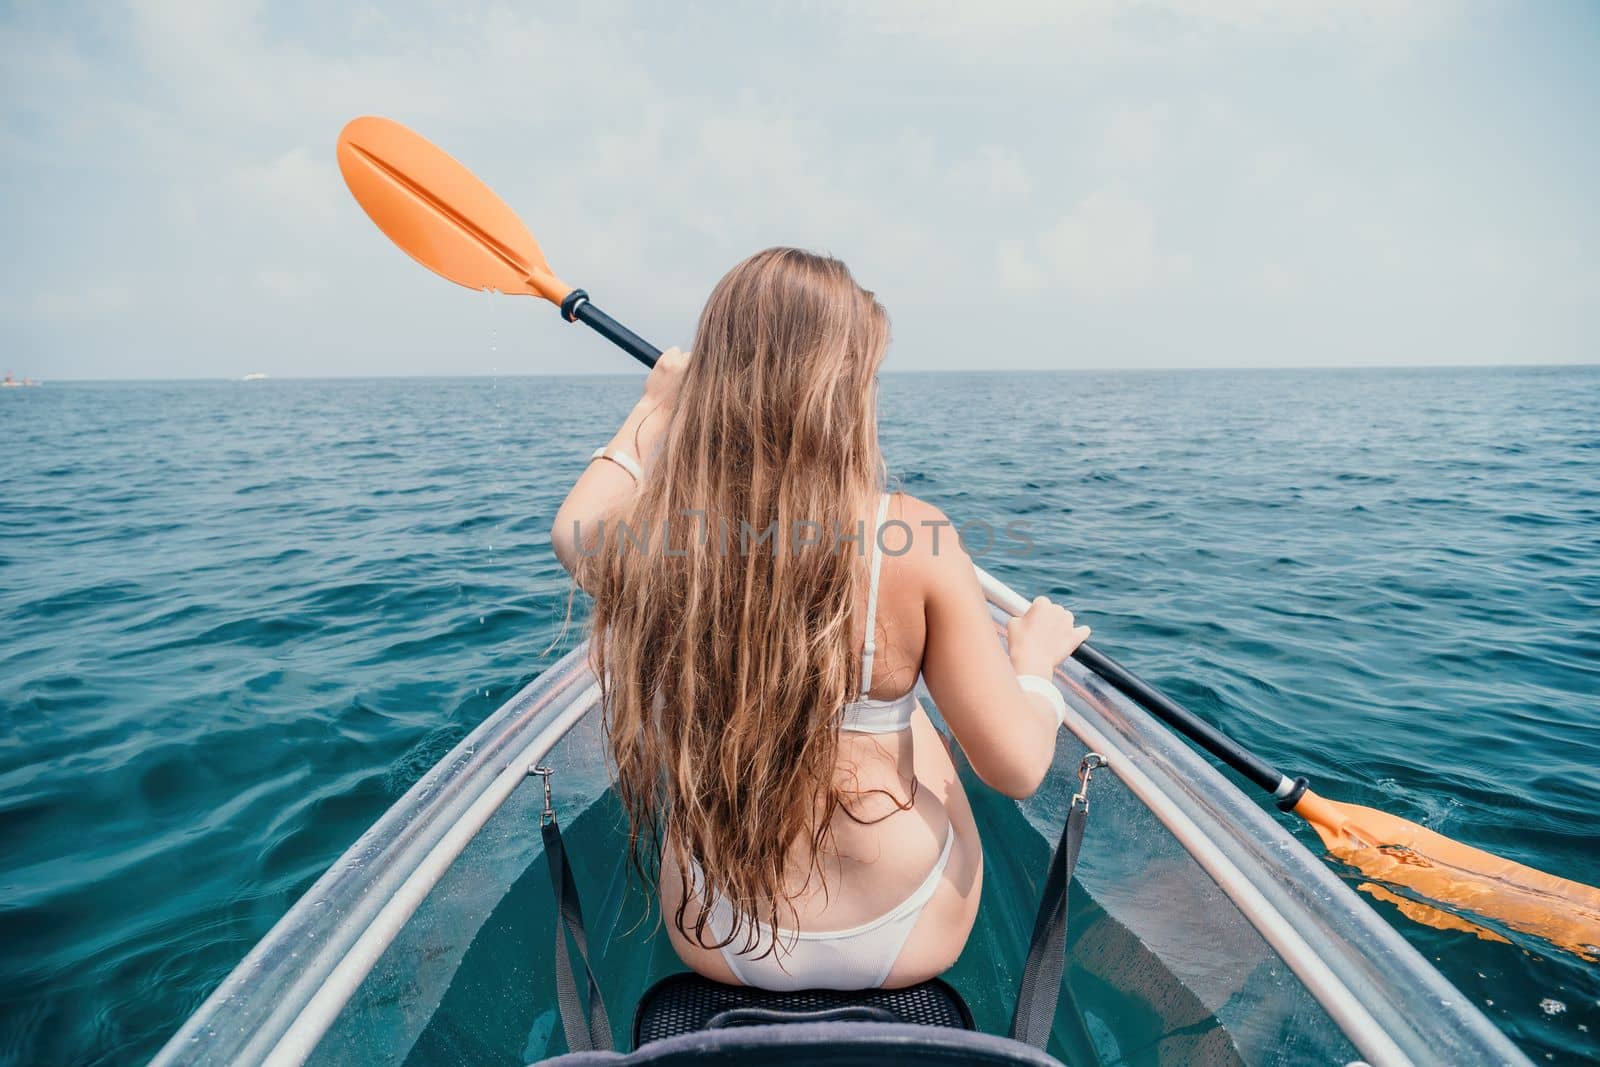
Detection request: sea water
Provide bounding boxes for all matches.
[1,367,1596,1063]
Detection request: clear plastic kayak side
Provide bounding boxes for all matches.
[149,644,602,1067]
[1025,638,1527,1066]
[152,627,1528,1067]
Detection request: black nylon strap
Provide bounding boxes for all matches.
[542,816,614,1052]
[1008,803,1087,1048]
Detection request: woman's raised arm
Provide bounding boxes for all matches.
[550,348,690,585]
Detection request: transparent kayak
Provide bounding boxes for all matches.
[151,604,1529,1066]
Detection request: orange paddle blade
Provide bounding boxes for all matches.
[336,116,571,303]
[1356,883,1511,946]
[1295,790,1600,961]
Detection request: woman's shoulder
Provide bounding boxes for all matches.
[885,491,950,534]
[882,492,972,583]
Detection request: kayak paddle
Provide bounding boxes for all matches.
[336,115,659,366]
[334,114,1600,962]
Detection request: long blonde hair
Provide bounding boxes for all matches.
[585,247,891,955]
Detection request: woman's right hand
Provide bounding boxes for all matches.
[1006,596,1090,678]
[641,346,690,412]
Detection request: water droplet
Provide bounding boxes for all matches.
[1539,998,1566,1016]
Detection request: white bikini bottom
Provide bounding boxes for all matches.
[683,823,956,991]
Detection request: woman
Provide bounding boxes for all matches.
[552,248,1089,991]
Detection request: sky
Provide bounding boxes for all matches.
[2,1,1597,379]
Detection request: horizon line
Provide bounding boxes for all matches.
[13,358,1600,384]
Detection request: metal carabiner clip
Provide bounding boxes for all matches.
[1071,753,1106,813]
[529,764,555,826]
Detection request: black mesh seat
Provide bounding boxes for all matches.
[632,972,974,1048]
[542,1021,1063,1066]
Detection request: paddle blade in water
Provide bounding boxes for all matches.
[1356,883,1511,946]
[336,116,571,302]
[1295,790,1600,961]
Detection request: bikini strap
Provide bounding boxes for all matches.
[859,493,892,700]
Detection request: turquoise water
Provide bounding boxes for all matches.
[1,367,1596,1065]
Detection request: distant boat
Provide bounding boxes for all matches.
[242,372,268,382]
[2,372,37,388]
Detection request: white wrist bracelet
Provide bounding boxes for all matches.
[1017,674,1067,727]
[590,446,643,484]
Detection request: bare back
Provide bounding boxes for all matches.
[661,492,985,987]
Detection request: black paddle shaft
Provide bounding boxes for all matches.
[1074,642,1305,805]
[559,289,660,368]
[558,294,1308,810]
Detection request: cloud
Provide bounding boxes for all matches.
[998,188,1191,301]
[1099,105,1168,170]
[1259,262,1294,294]
[255,269,326,301]
[835,0,1463,60]
[233,146,342,226]
[1246,147,1294,187]
[34,285,135,321]
[951,146,1032,198]
[996,240,1046,290]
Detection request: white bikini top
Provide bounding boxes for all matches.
[839,493,918,735]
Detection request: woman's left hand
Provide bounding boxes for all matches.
[642,347,691,412]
